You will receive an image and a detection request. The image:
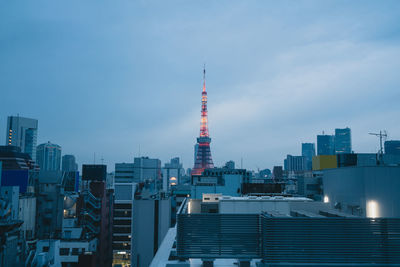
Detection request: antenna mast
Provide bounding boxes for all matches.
[369,130,388,155]
[369,130,388,165]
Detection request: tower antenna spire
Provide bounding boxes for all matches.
[192,65,214,176]
[203,63,206,92]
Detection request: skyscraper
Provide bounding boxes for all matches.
[36,141,62,171]
[335,127,352,154]
[317,135,335,155]
[192,67,214,175]
[62,154,78,172]
[385,140,400,155]
[6,115,38,161]
[302,143,315,170]
[284,155,307,171]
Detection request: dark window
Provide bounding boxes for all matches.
[114,210,131,217]
[114,227,131,234]
[43,246,49,252]
[60,248,69,255]
[114,203,131,209]
[113,235,130,242]
[114,220,132,226]
[71,248,80,255]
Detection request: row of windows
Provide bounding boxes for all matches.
[114,227,131,234]
[113,235,131,242]
[113,219,132,226]
[114,210,132,217]
[112,243,131,250]
[114,203,132,209]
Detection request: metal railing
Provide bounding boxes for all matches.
[83,190,101,209]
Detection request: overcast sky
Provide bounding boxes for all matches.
[1,1,399,172]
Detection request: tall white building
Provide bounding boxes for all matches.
[6,115,38,161]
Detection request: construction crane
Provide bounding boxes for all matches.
[369,130,388,155]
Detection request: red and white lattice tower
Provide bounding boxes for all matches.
[192,66,214,176]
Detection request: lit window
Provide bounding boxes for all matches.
[367,200,379,218]
[323,196,329,203]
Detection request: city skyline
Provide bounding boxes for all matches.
[1,1,400,171]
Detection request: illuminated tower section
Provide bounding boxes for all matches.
[192,67,214,176]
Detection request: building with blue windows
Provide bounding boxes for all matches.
[317,134,335,155]
[385,140,400,155]
[36,141,62,171]
[335,127,352,154]
[301,143,315,170]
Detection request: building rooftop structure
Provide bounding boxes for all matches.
[0,145,39,170]
[151,195,400,266]
[323,165,400,218]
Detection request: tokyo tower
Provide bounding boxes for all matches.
[192,66,214,176]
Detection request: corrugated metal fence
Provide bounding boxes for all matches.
[177,213,260,259]
[261,216,400,265]
[177,212,400,265]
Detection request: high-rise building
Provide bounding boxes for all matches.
[317,134,335,155]
[115,163,134,183]
[133,157,161,184]
[80,164,114,266]
[335,127,352,154]
[302,143,315,170]
[112,182,136,266]
[385,140,400,155]
[284,155,307,171]
[5,115,38,161]
[192,67,214,175]
[61,154,78,172]
[36,141,62,171]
